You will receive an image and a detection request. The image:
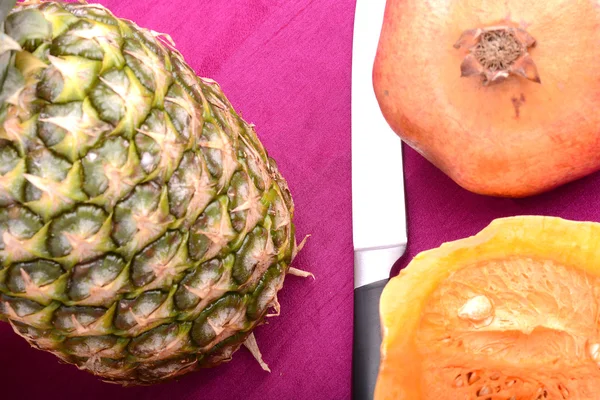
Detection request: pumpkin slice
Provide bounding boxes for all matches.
[376,216,600,400]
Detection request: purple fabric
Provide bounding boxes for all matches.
[396,149,600,277]
[2,1,354,399]
[4,1,600,399]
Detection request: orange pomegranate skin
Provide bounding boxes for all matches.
[373,0,600,197]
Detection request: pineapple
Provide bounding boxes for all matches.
[0,0,306,385]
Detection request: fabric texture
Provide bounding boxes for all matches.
[3,1,600,399]
[2,1,355,399]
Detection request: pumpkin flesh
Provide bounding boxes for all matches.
[376,217,600,399]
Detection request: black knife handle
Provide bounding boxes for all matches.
[352,279,388,400]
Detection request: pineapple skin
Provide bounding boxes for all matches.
[0,1,298,385]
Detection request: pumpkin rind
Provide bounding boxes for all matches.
[375,216,600,399]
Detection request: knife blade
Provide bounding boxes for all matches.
[350,0,408,399]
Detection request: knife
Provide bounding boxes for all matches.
[350,0,408,399]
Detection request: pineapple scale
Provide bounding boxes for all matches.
[0,1,298,385]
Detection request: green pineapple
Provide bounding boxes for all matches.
[0,0,307,385]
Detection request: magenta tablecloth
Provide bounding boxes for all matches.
[3,1,600,399]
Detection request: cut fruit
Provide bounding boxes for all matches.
[375,216,600,400]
